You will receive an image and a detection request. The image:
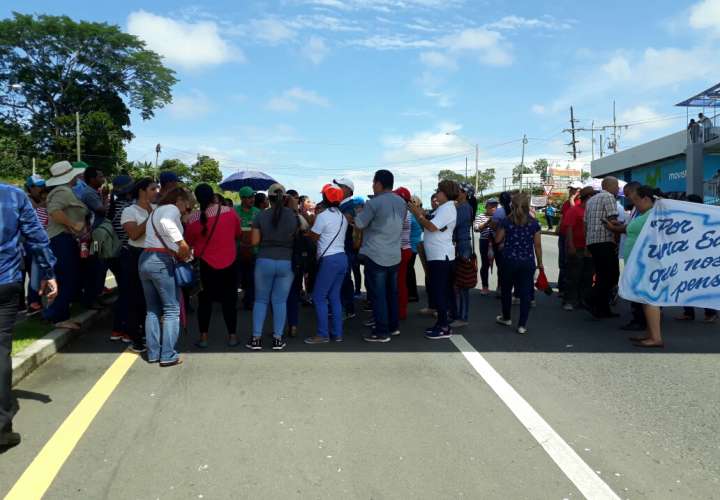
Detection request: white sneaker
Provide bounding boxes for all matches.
[517,326,528,335]
[391,330,401,336]
[495,315,512,327]
[450,320,468,328]
[563,303,574,311]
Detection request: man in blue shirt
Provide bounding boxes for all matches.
[0,183,58,449]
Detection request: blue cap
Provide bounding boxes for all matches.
[112,174,134,194]
[159,171,179,185]
[25,174,46,188]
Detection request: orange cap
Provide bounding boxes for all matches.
[393,187,411,202]
[322,183,344,204]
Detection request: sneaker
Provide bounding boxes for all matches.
[512,297,520,305]
[418,308,436,316]
[109,331,123,341]
[0,429,21,448]
[272,337,287,350]
[331,335,344,342]
[517,326,528,335]
[450,320,468,328]
[160,356,184,368]
[363,333,391,343]
[425,327,452,340]
[495,315,512,327]
[363,318,376,328]
[129,342,147,354]
[245,337,262,350]
[121,334,133,344]
[304,336,330,345]
[563,303,574,311]
[391,330,401,336]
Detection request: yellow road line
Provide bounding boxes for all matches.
[4,351,139,500]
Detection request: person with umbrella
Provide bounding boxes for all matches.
[234,186,260,310]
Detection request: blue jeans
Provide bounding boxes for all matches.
[43,233,80,323]
[253,258,294,338]
[139,252,180,363]
[363,256,399,337]
[312,253,348,338]
[500,259,536,328]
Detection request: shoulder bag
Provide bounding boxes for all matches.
[454,208,478,289]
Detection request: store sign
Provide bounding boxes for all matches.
[620,199,720,309]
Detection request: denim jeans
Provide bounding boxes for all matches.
[500,259,536,328]
[363,256,399,337]
[0,282,22,431]
[253,258,294,338]
[139,252,180,363]
[340,252,356,314]
[427,259,454,328]
[43,233,80,323]
[312,253,348,338]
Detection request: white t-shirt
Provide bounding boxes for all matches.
[120,204,154,248]
[311,208,347,258]
[144,204,184,252]
[423,201,457,261]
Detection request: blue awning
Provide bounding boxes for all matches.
[676,82,720,107]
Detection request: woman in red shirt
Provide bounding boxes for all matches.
[186,184,243,347]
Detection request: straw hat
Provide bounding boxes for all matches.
[46,161,85,187]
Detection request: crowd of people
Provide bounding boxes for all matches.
[4,160,719,446]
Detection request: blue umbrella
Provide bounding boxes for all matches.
[219,170,278,192]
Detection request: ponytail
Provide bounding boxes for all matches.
[194,183,215,236]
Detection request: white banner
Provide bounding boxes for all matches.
[531,196,547,207]
[620,199,720,309]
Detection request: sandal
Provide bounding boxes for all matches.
[160,356,184,367]
[632,340,664,348]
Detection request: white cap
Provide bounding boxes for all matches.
[568,181,583,189]
[333,178,354,193]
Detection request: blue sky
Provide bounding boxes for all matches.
[5,0,720,199]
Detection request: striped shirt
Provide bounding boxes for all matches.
[401,212,411,250]
[474,213,493,239]
[111,199,133,247]
[35,206,48,227]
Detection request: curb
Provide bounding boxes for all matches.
[11,308,110,387]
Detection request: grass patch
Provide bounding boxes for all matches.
[11,304,86,355]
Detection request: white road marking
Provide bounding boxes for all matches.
[451,335,620,500]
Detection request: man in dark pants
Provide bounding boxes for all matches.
[334,177,357,320]
[234,187,260,310]
[352,170,407,342]
[0,183,58,448]
[584,177,621,318]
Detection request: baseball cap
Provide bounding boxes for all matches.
[322,184,344,204]
[393,187,411,202]
[159,171,179,185]
[238,186,255,198]
[333,177,355,193]
[485,197,499,205]
[568,181,583,189]
[267,183,286,198]
[112,175,134,195]
[25,174,46,188]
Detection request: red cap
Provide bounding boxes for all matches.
[322,183,345,204]
[393,187,411,202]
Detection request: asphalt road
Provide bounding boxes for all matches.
[2,235,719,499]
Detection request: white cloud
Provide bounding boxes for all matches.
[601,55,632,81]
[531,104,546,115]
[127,10,240,69]
[487,15,573,31]
[166,90,211,119]
[689,0,720,35]
[268,87,330,112]
[618,105,674,140]
[383,122,469,161]
[439,28,512,66]
[301,36,330,64]
[250,18,297,44]
[347,34,437,50]
[299,0,461,11]
[419,51,457,70]
[424,90,453,108]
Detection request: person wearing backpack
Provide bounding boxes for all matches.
[185,184,242,348]
[304,184,349,344]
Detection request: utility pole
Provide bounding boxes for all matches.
[599,134,604,158]
[474,143,479,193]
[155,143,162,180]
[75,112,81,162]
[520,134,528,191]
[569,106,578,160]
[591,120,595,160]
[612,100,618,153]
[32,157,36,176]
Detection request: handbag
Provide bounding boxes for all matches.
[535,268,553,295]
[454,209,479,289]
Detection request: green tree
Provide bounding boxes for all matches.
[512,163,533,184]
[124,160,155,180]
[438,168,496,197]
[0,13,177,174]
[532,158,549,182]
[191,155,222,186]
[159,159,191,183]
[476,168,496,197]
[437,169,468,183]
[581,170,591,181]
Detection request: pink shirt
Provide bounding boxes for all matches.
[185,204,242,270]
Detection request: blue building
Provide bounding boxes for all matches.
[591,83,720,204]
